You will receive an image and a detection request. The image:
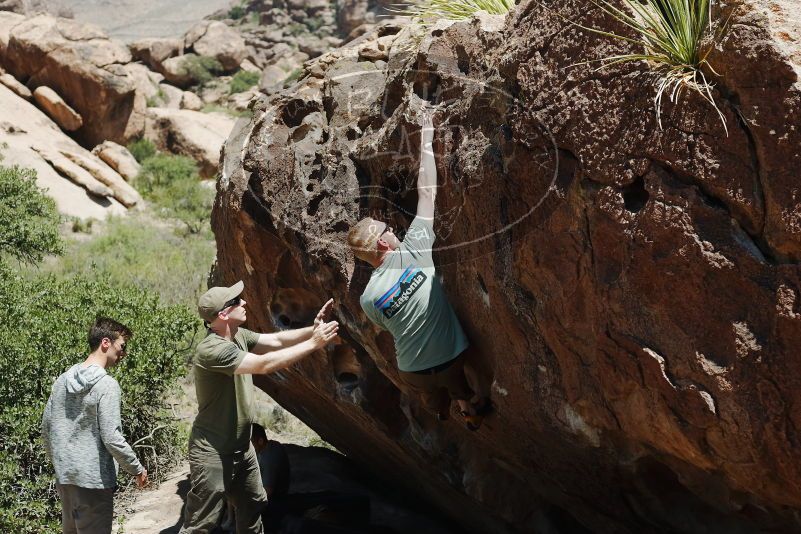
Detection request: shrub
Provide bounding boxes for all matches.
[127,138,157,164]
[182,55,224,87]
[0,269,198,532]
[229,70,260,94]
[134,153,214,234]
[146,86,168,108]
[304,16,325,33]
[229,4,247,19]
[576,0,730,132]
[0,165,63,266]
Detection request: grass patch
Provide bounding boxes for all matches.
[229,70,260,94]
[126,139,215,234]
[182,55,224,87]
[146,86,168,108]
[305,16,326,33]
[32,215,215,307]
[128,138,157,163]
[135,153,214,234]
[228,4,246,19]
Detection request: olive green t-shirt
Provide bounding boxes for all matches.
[360,216,468,372]
[190,327,259,454]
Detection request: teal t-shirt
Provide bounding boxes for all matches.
[360,217,468,372]
[190,327,260,454]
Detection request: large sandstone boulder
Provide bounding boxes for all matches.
[92,140,140,182]
[144,107,235,178]
[0,71,29,98]
[0,0,23,13]
[0,84,130,217]
[184,21,246,72]
[129,37,183,73]
[0,13,143,147]
[32,85,82,131]
[212,1,801,532]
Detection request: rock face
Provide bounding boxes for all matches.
[32,85,82,131]
[0,13,142,147]
[144,107,235,178]
[129,37,183,73]
[213,1,801,532]
[0,71,29,98]
[0,83,129,218]
[92,140,141,182]
[184,20,246,72]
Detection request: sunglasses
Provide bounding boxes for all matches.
[219,296,242,313]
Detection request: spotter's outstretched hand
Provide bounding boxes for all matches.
[314,298,334,327]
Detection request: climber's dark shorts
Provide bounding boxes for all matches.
[397,349,474,415]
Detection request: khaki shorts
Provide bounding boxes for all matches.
[398,350,474,414]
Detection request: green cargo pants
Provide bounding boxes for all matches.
[179,441,268,534]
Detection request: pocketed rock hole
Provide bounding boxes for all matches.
[622,176,649,213]
[333,345,362,387]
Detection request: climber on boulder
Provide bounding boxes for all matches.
[347,105,491,430]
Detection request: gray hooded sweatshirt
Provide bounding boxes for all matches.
[41,364,143,489]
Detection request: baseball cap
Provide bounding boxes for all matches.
[197,281,244,323]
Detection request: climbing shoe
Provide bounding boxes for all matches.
[461,411,484,431]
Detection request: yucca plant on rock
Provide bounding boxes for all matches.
[395,0,514,25]
[577,0,731,134]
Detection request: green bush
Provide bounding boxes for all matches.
[0,159,201,528]
[229,70,260,94]
[0,269,198,532]
[304,16,325,33]
[228,4,246,19]
[134,153,214,234]
[127,138,157,164]
[182,55,224,87]
[0,165,63,266]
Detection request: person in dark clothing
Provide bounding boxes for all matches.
[251,423,290,499]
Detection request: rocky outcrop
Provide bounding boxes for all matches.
[144,107,235,178]
[32,85,82,131]
[184,20,246,72]
[0,13,143,147]
[0,70,29,98]
[92,140,141,182]
[212,1,801,532]
[129,37,183,74]
[0,83,129,218]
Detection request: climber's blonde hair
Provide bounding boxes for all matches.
[348,217,383,264]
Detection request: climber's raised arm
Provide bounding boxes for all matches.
[416,108,436,222]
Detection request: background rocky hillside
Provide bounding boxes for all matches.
[0,0,397,216]
[211,0,801,532]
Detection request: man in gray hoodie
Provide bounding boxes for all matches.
[42,317,148,534]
